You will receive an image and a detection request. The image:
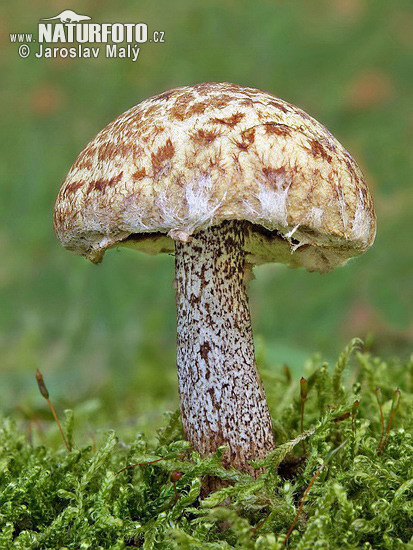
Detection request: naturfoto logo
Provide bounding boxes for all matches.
[40,10,91,24]
[9,10,165,62]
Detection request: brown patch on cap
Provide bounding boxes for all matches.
[309,139,332,162]
[73,157,93,171]
[208,94,233,109]
[63,180,84,198]
[97,141,118,162]
[153,126,165,137]
[87,180,107,193]
[241,98,254,107]
[53,208,65,230]
[151,138,175,176]
[262,166,287,188]
[318,135,337,153]
[117,142,138,158]
[191,129,220,146]
[73,146,97,170]
[170,104,187,121]
[169,92,196,121]
[208,150,225,172]
[87,172,123,194]
[187,101,209,116]
[132,167,147,180]
[235,127,256,150]
[244,87,262,97]
[269,100,289,114]
[264,123,292,136]
[231,151,243,173]
[211,112,245,127]
[143,103,162,120]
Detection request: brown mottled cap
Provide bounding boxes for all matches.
[54,82,376,272]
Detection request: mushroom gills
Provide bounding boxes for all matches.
[119,222,293,260]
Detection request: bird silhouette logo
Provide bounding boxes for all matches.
[40,10,91,24]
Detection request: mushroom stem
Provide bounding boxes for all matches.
[175,220,274,474]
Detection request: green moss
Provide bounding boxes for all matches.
[1,340,413,549]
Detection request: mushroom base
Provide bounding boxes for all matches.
[175,220,274,475]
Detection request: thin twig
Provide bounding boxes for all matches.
[170,471,184,505]
[300,377,308,453]
[376,388,385,455]
[283,441,347,546]
[381,389,401,453]
[251,512,272,534]
[35,369,71,451]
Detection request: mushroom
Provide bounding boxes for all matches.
[54,82,376,476]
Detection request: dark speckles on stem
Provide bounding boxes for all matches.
[200,341,211,361]
[174,221,274,475]
[224,234,237,249]
[207,387,218,409]
[191,244,203,254]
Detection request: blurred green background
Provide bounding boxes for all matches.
[1,0,412,430]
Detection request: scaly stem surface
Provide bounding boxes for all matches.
[175,220,274,474]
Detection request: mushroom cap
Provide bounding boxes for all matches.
[54,82,376,272]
